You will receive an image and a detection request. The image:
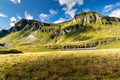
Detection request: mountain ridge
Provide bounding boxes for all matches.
[0,11,120,51]
[0,11,120,35]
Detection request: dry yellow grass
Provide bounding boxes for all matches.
[0,49,120,80]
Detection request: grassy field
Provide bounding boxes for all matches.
[1,49,120,80]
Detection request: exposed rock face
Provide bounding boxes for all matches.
[24,31,37,43]
[0,42,11,48]
[74,11,111,25]
[107,17,120,22]
[61,25,84,34]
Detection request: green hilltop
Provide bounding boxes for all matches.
[0,11,120,52]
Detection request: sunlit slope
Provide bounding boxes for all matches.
[1,50,120,79]
[0,11,120,51]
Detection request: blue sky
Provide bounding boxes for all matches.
[0,0,120,30]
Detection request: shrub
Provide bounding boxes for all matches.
[0,49,22,54]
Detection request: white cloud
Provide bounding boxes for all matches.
[10,16,17,22]
[103,2,120,12]
[54,18,66,24]
[0,13,7,18]
[65,9,77,18]
[39,13,48,18]
[49,9,57,15]
[10,16,17,27]
[58,0,84,18]
[83,8,90,12]
[17,15,22,20]
[39,13,49,22]
[25,11,33,20]
[10,23,15,27]
[10,0,21,4]
[39,9,57,22]
[109,9,120,18]
[103,4,113,12]
[59,0,83,10]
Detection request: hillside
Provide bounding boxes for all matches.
[0,11,120,51]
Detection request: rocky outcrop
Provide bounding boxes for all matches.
[61,24,84,34]
[74,11,112,25]
[107,17,120,22]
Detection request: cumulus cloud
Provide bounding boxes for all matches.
[49,9,57,15]
[109,9,120,18]
[58,0,84,18]
[65,9,77,18]
[54,18,66,24]
[0,13,7,18]
[10,16,17,27]
[10,0,21,4]
[25,11,33,20]
[10,16,17,22]
[39,9,57,22]
[39,13,49,22]
[103,2,120,12]
[59,0,83,10]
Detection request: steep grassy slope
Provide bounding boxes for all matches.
[58,22,120,45]
[1,50,120,80]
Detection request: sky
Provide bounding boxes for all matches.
[0,0,120,30]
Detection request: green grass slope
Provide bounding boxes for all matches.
[0,22,120,52]
[0,11,120,51]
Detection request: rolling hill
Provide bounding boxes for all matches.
[0,11,120,51]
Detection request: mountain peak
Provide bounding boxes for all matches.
[74,10,111,25]
[9,18,51,32]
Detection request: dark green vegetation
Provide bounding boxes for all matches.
[0,49,22,54]
[0,11,120,51]
[0,50,120,80]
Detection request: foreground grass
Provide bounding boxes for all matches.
[0,49,120,80]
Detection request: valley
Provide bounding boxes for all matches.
[0,11,120,80]
[1,0,120,79]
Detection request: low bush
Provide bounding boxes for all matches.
[0,49,22,54]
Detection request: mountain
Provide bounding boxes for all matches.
[0,29,9,38]
[0,11,120,51]
[9,19,51,32]
[74,11,120,24]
